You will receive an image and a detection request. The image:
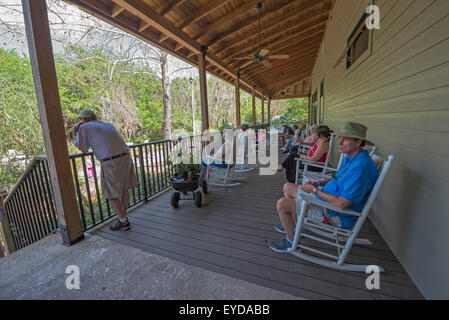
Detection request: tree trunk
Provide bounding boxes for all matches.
[161,52,171,139]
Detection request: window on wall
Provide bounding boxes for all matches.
[347,13,370,69]
[319,79,324,124]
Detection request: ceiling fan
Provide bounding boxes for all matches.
[279,91,294,97]
[234,2,289,69]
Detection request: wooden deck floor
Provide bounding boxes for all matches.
[91,154,424,300]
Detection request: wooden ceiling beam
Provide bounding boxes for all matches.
[138,19,150,32]
[236,36,323,73]
[247,52,318,80]
[215,0,329,58]
[159,0,232,43]
[272,94,308,100]
[111,3,124,17]
[269,69,319,95]
[206,0,300,49]
[225,18,327,67]
[230,32,323,72]
[72,0,281,99]
[248,64,315,89]
[221,17,329,63]
[177,0,232,30]
[247,53,318,84]
[257,67,315,88]
[193,0,261,42]
[109,0,200,52]
[230,31,324,70]
[174,43,184,51]
[157,0,189,16]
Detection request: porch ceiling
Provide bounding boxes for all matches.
[64,0,333,100]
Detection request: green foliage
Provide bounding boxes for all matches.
[0,49,44,155]
[0,49,44,188]
[281,98,308,123]
[132,71,164,141]
[167,147,202,180]
[0,46,305,191]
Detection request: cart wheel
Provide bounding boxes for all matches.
[194,191,202,208]
[171,192,180,208]
[202,181,208,194]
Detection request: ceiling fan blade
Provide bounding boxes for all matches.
[240,60,255,69]
[261,60,272,68]
[269,55,289,59]
[233,57,253,60]
[259,49,269,56]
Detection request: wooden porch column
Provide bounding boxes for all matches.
[261,95,265,126]
[235,73,241,127]
[252,86,256,127]
[198,46,209,132]
[0,190,15,256]
[22,0,84,246]
[308,94,311,125]
[267,98,271,125]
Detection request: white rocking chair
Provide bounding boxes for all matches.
[235,133,256,173]
[294,134,336,184]
[302,146,377,184]
[288,154,394,272]
[204,136,244,188]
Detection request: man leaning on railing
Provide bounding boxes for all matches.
[73,110,138,231]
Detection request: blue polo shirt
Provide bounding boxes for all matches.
[317,150,378,229]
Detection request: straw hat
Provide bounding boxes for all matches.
[336,122,374,146]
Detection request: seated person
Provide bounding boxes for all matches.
[299,124,318,147]
[292,124,301,147]
[202,132,234,168]
[281,124,295,153]
[236,123,250,162]
[268,122,378,253]
[280,124,290,148]
[297,123,307,143]
[277,125,332,183]
[256,125,266,141]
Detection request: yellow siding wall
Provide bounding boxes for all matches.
[310,0,449,299]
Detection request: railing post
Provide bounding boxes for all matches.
[139,146,148,202]
[0,189,16,256]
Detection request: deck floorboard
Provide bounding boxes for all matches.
[91,152,424,300]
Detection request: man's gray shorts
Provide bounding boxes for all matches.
[297,189,342,227]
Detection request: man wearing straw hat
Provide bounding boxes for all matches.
[269,122,379,253]
[75,109,138,231]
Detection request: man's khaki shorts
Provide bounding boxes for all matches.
[101,154,138,200]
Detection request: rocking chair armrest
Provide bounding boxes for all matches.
[294,158,325,167]
[299,193,362,217]
[304,163,338,172]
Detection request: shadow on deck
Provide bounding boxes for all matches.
[91,152,424,300]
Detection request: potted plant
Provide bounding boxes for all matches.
[167,150,202,182]
[166,140,207,208]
